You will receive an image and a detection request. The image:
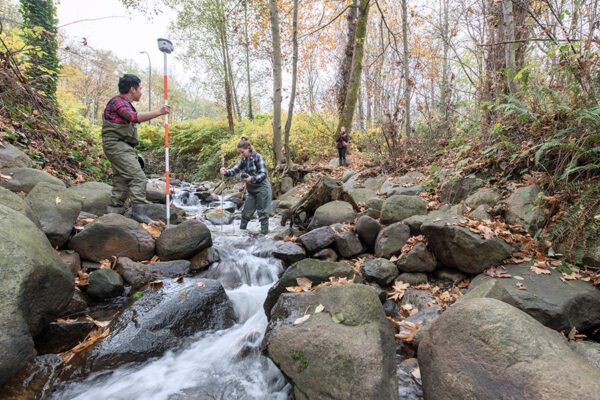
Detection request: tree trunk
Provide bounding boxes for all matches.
[219,28,235,135]
[224,33,242,121]
[337,0,370,135]
[502,0,517,92]
[439,0,451,134]
[283,0,299,168]
[401,0,411,137]
[244,0,254,120]
[337,0,358,114]
[269,0,283,166]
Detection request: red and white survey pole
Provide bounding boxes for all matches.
[157,38,174,226]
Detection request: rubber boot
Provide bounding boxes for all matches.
[260,220,269,235]
[107,205,125,214]
[130,203,156,225]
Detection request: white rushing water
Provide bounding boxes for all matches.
[53,184,290,399]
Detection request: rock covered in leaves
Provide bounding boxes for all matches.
[0,186,40,227]
[298,226,335,254]
[26,182,84,247]
[68,278,235,377]
[0,205,73,386]
[0,167,65,193]
[362,258,398,286]
[334,231,365,258]
[396,242,437,273]
[272,242,306,266]
[421,219,512,274]
[264,285,398,400]
[380,195,428,225]
[465,263,600,333]
[66,182,112,216]
[263,258,359,318]
[374,222,411,259]
[156,219,212,261]
[418,298,600,400]
[307,200,356,230]
[69,213,155,262]
[85,269,124,300]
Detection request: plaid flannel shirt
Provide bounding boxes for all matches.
[103,95,139,124]
[225,151,268,184]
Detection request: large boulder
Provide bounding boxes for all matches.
[356,215,381,250]
[264,285,398,400]
[419,298,600,400]
[396,243,437,273]
[146,181,166,203]
[570,341,600,370]
[189,247,221,272]
[0,205,73,386]
[345,188,378,206]
[0,142,33,169]
[125,203,186,225]
[465,263,600,333]
[156,220,212,261]
[421,219,512,274]
[439,175,481,204]
[275,186,303,211]
[380,195,427,225]
[307,201,355,230]
[85,269,124,300]
[272,242,306,266]
[26,182,83,247]
[298,226,335,254]
[68,278,235,376]
[280,176,294,194]
[343,174,386,192]
[504,184,544,233]
[362,258,398,286]
[334,231,365,258]
[115,257,149,289]
[0,186,40,226]
[264,258,359,318]
[0,167,65,193]
[68,213,155,262]
[67,182,112,216]
[374,222,411,259]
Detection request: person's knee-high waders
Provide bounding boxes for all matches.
[240,180,272,234]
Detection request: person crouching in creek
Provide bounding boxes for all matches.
[220,137,272,234]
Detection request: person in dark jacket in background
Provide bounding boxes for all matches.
[336,126,349,166]
[220,137,272,234]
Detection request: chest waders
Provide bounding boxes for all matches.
[241,180,272,234]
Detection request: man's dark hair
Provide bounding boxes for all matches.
[118,74,141,94]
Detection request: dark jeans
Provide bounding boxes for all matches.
[337,147,347,165]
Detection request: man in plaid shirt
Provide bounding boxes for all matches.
[102,74,170,224]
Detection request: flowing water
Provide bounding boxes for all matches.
[52,184,291,399]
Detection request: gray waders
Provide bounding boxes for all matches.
[240,180,272,234]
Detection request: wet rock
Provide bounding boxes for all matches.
[0,167,65,193]
[204,209,234,225]
[504,184,544,234]
[466,263,600,333]
[307,201,356,230]
[34,320,96,354]
[223,192,244,208]
[0,205,73,386]
[156,220,212,261]
[272,242,306,266]
[59,290,90,318]
[264,285,397,400]
[115,257,149,289]
[298,226,335,254]
[334,231,365,258]
[439,175,481,204]
[125,203,186,224]
[69,213,155,262]
[419,298,600,400]
[67,182,112,216]
[189,247,221,272]
[264,258,358,318]
[1,354,63,400]
[26,182,83,247]
[374,222,411,259]
[145,260,191,278]
[312,248,338,261]
[58,250,81,276]
[0,186,40,226]
[396,357,423,400]
[422,219,512,274]
[85,269,124,300]
[380,195,428,225]
[362,258,398,286]
[397,272,428,286]
[396,243,437,273]
[356,215,381,250]
[0,141,33,169]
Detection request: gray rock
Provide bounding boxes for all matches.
[223,192,244,208]
[69,213,155,262]
[280,176,294,194]
[439,175,481,204]
[264,285,397,400]
[69,279,235,376]
[298,226,335,254]
[345,188,377,206]
[396,243,437,273]
[275,186,303,210]
[362,258,398,286]
[86,269,124,300]
[26,182,83,247]
[204,209,234,225]
[58,250,81,276]
[570,341,600,370]
[356,215,381,250]
[419,298,600,400]
[263,258,359,318]
[504,184,544,234]
[0,186,40,226]
[388,185,423,196]
[115,257,149,289]
[397,357,424,400]
[366,208,381,219]
[67,182,112,216]
[156,220,212,261]
[308,201,355,230]
[374,222,411,259]
[0,205,73,386]
[380,195,428,225]
[272,242,306,266]
[465,263,600,333]
[0,141,33,169]
[383,300,400,317]
[146,181,166,203]
[145,260,191,278]
[334,231,365,258]
[1,354,63,399]
[397,306,442,347]
[401,289,437,311]
[464,187,500,209]
[583,240,600,268]
[34,320,96,354]
[434,267,468,283]
[0,167,65,193]
[125,203,186,224]
[470,204,492,220]
[397,272,428,285]
[402,211,462,235]
[422,219,512,274]
[380,172,426,196]
[312,248,338,261]
[59,290,90,318]
[342,170,357,182]
[366,197,384,211]
[189,247,221,272]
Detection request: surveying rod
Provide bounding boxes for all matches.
[157,38,174,226]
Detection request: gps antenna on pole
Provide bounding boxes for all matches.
[157,38,174,226]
